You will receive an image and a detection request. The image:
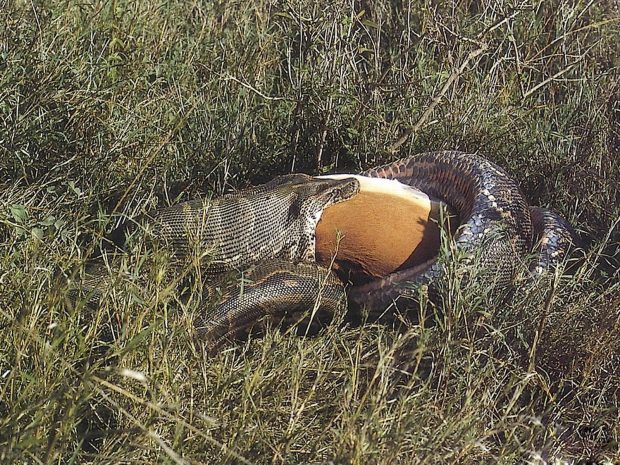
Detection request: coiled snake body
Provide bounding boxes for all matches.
[76,151,579,352]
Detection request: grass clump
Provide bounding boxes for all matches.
[1,0,619,463]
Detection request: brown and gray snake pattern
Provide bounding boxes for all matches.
[73,151,580,352]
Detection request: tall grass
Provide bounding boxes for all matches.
[1,0,619,463]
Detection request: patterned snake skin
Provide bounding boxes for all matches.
[74,151,579,352]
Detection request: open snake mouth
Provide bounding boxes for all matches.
[314,175,452,284]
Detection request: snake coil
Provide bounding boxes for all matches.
[72,151,580,352]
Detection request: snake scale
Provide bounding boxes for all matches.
[74,151,579,352]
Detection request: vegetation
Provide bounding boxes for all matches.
[1,0,618,463]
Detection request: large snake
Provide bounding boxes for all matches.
[73,151,579,352]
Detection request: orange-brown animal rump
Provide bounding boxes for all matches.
[314,175,445,281]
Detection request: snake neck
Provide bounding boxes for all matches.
[124,174,361,275]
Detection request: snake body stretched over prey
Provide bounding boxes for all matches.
[77,151,579,352]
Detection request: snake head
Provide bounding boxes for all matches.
[308,176,361,208]
[265,173,360,217]
[298,176,360,218]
